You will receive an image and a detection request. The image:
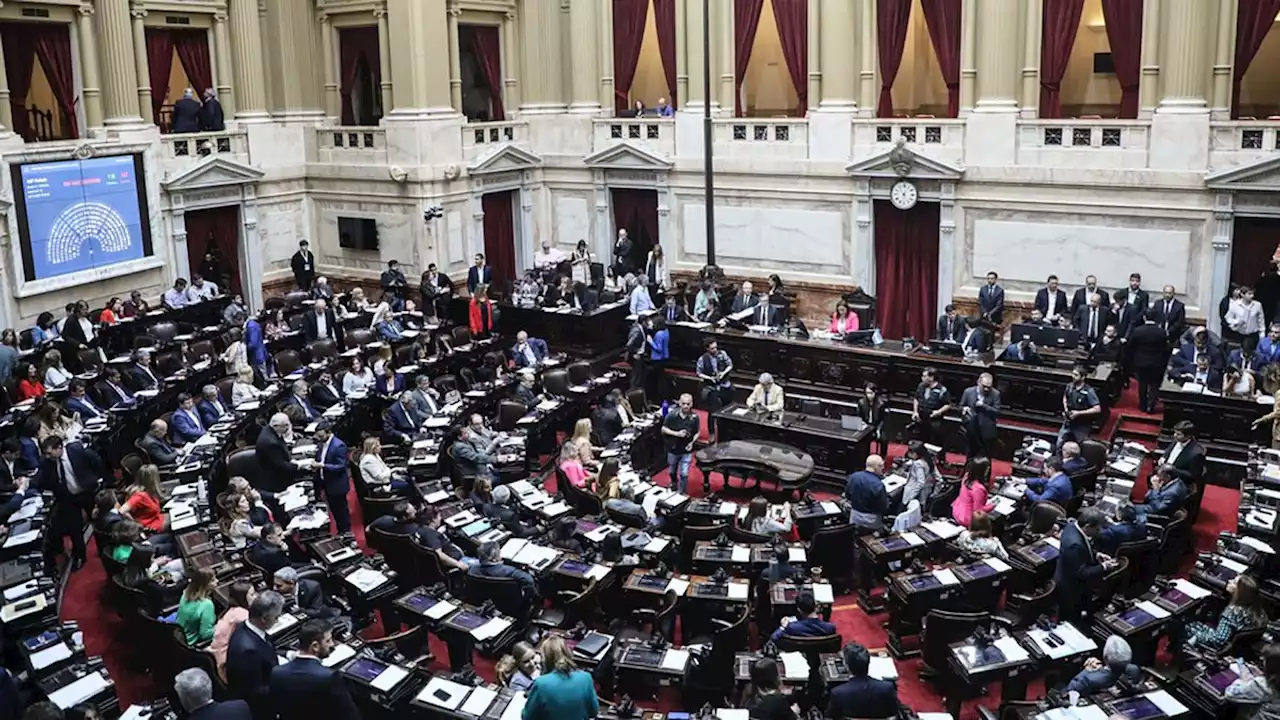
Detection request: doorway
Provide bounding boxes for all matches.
[873,200,939,341]
[1232,216,1280,324]
[481,190,517,296]
[611,188,658,275]
[184,205,242,297]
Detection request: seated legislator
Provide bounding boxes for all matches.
[1089,325,1124,363]
[416,505,478,570]
[748,292,781,327]
[845,455,890,532]
[1134,464,1188,521]
[198,385,230,427]
[468,540,538,597]
[830,301,861,335]
[936,305,965,343]
[1061,441,1088,475]
[1024,458,1072,505]
[659,294,689,325]
[1066,636,1142,695]
[269,620,360,720]
[139,420,181,465]
[375,364,406,396]
[309,372,343,411]
[955,511,1008,560]
[512,331,549,370]
[369,501,419,535]
[358,437,412,494]
[1180,576,1268,652]
[281,381,319,423]
[1095,503,1147,555]
[406,374,442,423]
[746,373,785,413]
[452,427,494,478]
[514,371,542,410]
[382,391,421,444]
[247,523,292,576]
[958,316,993,354]
[1171,327,1226,375]
[1003,337,1042,364]
[826,643,899,719]
[769,591,836,642]
[273,567,340,621]
[129,350,162,391]
[65,379,105,421]
[1170,353,1223,391]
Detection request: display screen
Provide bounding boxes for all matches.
[12,154,153,282]
[1119,608,1155,627]
[450,611,487,630]
[345,657,387,682]
[1206,669,1239,693]
[559,560,591,575]
[401,592,436,611]
[1111,696,1161,720]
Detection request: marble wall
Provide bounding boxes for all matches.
[307,197,421,280]
[677,197,850,277]
[554,195,592,252]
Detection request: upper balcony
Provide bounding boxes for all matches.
[592,118,674,157]
[462,121,530,163]
[1209,120,1280,173]
[159,130,250,176]
[852,119,965,167]
[1016,119,1151,169]
[316,127,389,165]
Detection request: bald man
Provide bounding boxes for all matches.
[845,455,889,531]
[255,413,302,492]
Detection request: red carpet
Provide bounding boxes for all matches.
[62,382,1237,717]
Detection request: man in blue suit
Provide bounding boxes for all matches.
[467,253,493,295]
[1055,508,1113,622]
[171,392,206,444]
[198,385,230,427]
[282,380,319,423]
[64,380,104,421]
[312,421,351,534]
[175,668,252,720]
[511,330,549,369]
[826,643,899,719]
[129,349,161,391]
[467,540,537,597]
[382,391,421,444]
[226,591,285,720]
[1095,503,1147,555]
[1134,464,1188,521]
[243,313,267,377]
[1066,635,1141,695]
[1024,458,1073,505]
[99,367,135,407]
[769,591,836,642]
[269,620,361,720]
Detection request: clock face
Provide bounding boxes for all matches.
[890,180,918,210]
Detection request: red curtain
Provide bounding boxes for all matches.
[920,0,961,118]
[612,189,659,258]
[482,191,517,294]
[876,0,912,117]
[653,0,678,105]
[1232,0,1280,118]
[0,24,37,140]
[874,200,939,341]
[172,29,213,98]
[184,206,242,296]
[1039,0,1085,118]
[733,0,765,117]
[772,0,808,116]
[145,29,174,124]
[33,23,77,139]
[613,0,650,113]
[1100,0,1142,118]
[338,26,380,125]
[468,25,506,121]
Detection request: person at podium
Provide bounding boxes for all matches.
[746,373,785,414]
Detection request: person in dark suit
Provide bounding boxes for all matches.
[1034,275,1070,325]
[1054,508,1113,623]
[171,89,202,132]
[380,260,408,310]
[382,392,421,444]
[1127,314,1170,414]
[419,263,453,319]
[273,567,339,621]
[64,380,104,421]
[466,254,493,295]
[978,271,1005,325]
[255,414,303,493]
[128,350,161,391]
[1061,441,1089,475]
[958,316,992,354]
[282,381,319,424]
[312,421,351,534]
[1024,458,1073,505]
[1171,327,1226,376]
[1065,636,1142,696]
[1149,285,1187,341]
[1171,353,1223,392]
[1123,273,1150,316]
[198,385,230,427]
[1070,276,1110,317]
[199,89,225,131]
[728,281,758,314]
[99,367,135,407]
[247,523,292,576]
[749,294,781,327]
[174,668,252,720]
[1003,337,1042,364]
[39,436,99,570]
[291,241,315,291]
[511,331,549,369]
[309,372,343,411]
[514,371,541,411]
[1135,464,1189,522]
[959,372,1000,460]
[1110,298,1138,340]
[826,643,900,719]
[769,591,836,642]
[1072,292,1112,346]
[226,591,285,720]
[139,420,180,465]
[303,299,341,344]
[171,392,207,444]
[0,440,30,496]
[660,294,690,325]
[468,540,537,597]
[269,620,360,720]
[1095,503,1148,555]
[936,304,964,342]
[1162,420,1206,483]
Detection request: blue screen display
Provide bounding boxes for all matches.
[14,154,152,282]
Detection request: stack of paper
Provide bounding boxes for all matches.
[921,520,963,539]
[344,568,388,592]
[472,616,512,641]
[779,651,810,679]
[869,655,898,680]
[661,648,691,671]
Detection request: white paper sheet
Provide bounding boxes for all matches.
[643,537,670,553]
[2,593,47,622]
[661,648,690,671]
[1218,556,1249,574]
[460,686,498,715]
[267,613,299,636]
[779,650,810,679]
[585,564,611,581]
[541,501,571,517]
[344,568,388,592]
[48,672,109,709]
[370,664,409,691]
[499,694,527,720]
[819,501,841,514]
[715,711,749,720]
[424,600,457,620]
[983,557,1012,573]
[730,546,751,562]
[993,635,1031,662]
[664,577,690,596]
[472,616,513,641]
[1173,578,1212,599]
[322,643,356,668]
[933,569,961,586]
[921,520,963,539]
[788,547,807,562]
[585,525,618,543]
[1145,690,1189,716]
[30,642,72,670]
[4,580,38,601]
[727,582,749,600]
[513,543,559,568]
[3,530,39,548]
[812,583,834,603]
[417,677,470,710]
[1136,600,1172,619]
[1239,536,1277,554]
[869,655,899,680]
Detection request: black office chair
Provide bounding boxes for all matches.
[284,290,311,307]
[225,447,263,490]
[155,351,184,378]
[998,580,1056,628]
[366,526,419,586]
[774,633,842,655]
[617,589,679,645]
[496,400,527,432]
[464,573,531,622]
[433,374,459,395]
[542,369,570,397]
[567,361,592,387]
[626,388,650,412]
[274,350,303,377]
[287,314,306,333]
[920,608,1002,680]
[679,524,729,574]
[345,328,374,349]
[309,339,338,362]
[809,523,858,592]
[77,347,103,376]
[410,538,464,593]
[1088,556,1131,614]
[1025,501,1066,537]
[452,327,472,346]
[604,503,648,529]
[150,321,180,345]
[1116,538,1160,597]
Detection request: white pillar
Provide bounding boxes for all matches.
[594,173,612,261]
[937,182,957,317]
[852,178,874,290]
[1209,192,1234,336]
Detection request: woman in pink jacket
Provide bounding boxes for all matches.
[829,301,861,334]
[952,457,995,527]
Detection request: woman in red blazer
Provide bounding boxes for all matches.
[829,301,861,334]
[16,363,45,401]
[468,285,496,338]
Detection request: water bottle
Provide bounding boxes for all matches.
[872,327,883,346]
[660,400,671,417]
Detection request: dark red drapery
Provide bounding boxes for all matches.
[338,26,380,125]
[32,24,76,139]
[184,206,242,296]
[1231,217,1280,290]
[771,0,808,116]
[920,0,961,118]
[145,29,174,123]
[876,0,912,117]
[482,191,517,294]
[1233,0,1280,118]
[1039,0,1085,118]
[733,0,765,117]
[874,200,939,342]
[172,29,213,99]
[612,189,659,259]
[468,24,505,121]
[612,0,650,113]
[1100,0,1142,118]
[1,24,37,140]
[652,0,678,105]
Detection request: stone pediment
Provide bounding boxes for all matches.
[583,142,673,171]
[163,156,264,191]
[1206,156,1280,192]
[846,140,964,180]
[469,144,543,175]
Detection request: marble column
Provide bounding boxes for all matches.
[520,0,566,113]
[818,0,857,110]
[857,0,876,115]
[230,0,269,119]
[716,0,734,113]
[213,11,235,116]
[974,0,1019,111]
[1210,0,1235,119]
[263,1,323,116]
[1209,193,1234,336]
[569,0,600,113]
[503,11,521,111]
[959,0,977,113]
[1139,0,1161,116]
[1157,0,1212,111]
[446,4,462,113]
[75,5,102,130]
[0,26,10,132]
[1019,0,1042,117]
[376,6,394,116]
[386,0,453,117]
[684,0,706,107]
[675,0,688,105]
[96,0,143,126]
[320,13,338,120]
[129,7,151,122]
[599,0,613,109]
[806,0,820,109]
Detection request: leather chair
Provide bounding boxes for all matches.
[774,633,842,655]
[1089,556,1131,613]
[357,494,402,525]
[77,347,103,376]
[921,609,1002,678]
[263,297,286,312]
[567,361,592,387]
[274,349,303,377]
[189,340,216,360]
[1116,538,1160,597]
[464,573,531,622]
[999,580,1056,628]
[457,367,476,391]
[727,524,771,545]
[366,525,419,585]
[451,327,472,346]
[1153,510,1190,574]
[156,350,184,378]
[558,466,602,515]
[604,503,648,530]
[618,588,679,644]
[120,453,144,484]
[215,377,236,403]
[225,447,263,489]
[284,290,310,307]
[394,344,414,368]
[18,329,33,350]
[287,314,306,333]
[133,334,158,351]
[679,524,729,574]
[309,339,338,362]
[533,580,602,630]
[1026,501,1066,536]
[926,482,960,520]
[626,388,650,411]
[542,369,570,397]
[150,321,180,345]
[496,400,527,432]
[346,328,374,349]
[809,523,858,591]
[410,537,464,593]
[433,374,459,395]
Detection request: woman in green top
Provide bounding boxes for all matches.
[177,567,217,646]
[523,635,598,720]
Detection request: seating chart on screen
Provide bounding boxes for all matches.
[47,202,133,265]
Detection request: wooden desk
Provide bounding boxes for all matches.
[704,406,852,490]
[447,297,628,358]
[1159,382,1268,488]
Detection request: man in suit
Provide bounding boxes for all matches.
[959,372,1000,459]
[1061,441,1089,475]
[728,281,758,315]
[243,314,268,377]
[1171,326,1226,375]
[660,294,689,325]
[312,421,352,534]
[978,271,1005,325]
[198,385,230,427]
[1127,314,1169,413]
[1070,275,1110,317]
[1054,507,1114,623]
[171,392,206,444]
[309,372,343,411]
[1034,274,1070,326]
[826,643,900,719]
[959,316,992,354]
[39,436,100,570]
[199,88,225,131]
[1149,285,1186,341]
[129,350,161,391]
[1065,636,1142,696]
[511,331,549,369]
[1124,272,1150,316]
[139,419,180,465]
[452,427,494,477]
[171,88,202,132]
[380,259,408,310]
[99,367,135,407]
[1003,337,1042,364]
[255,414,303,493]
[1162,420,1206,484]
[406,375,442,424]
[936,304,964,342]
[1135,464,1189,521]
[1171,353,1223,392]
[282,381,319,424]
[274,566,340,621]
[468,540,537,596]
[750,293,781,327]
[1095,503,1147,555]
[303,299,341,344]
[514,371,541,410]
[420,263,453,319]
[1072,292,1112,346]
[0,439,32,499]
[226,591,286,719]
[466,253,492,295]
[383,392,421,444]
[64,380,104,421]
[1110,297,1138,340]
[269,620,360,720]
[247,523,291,575]
[175,668,252,720]
[613,229,634,275]
[1253,322,1280,371]
[1024,458,1073,505]
[291,240,315,291]
[770,591,836,642]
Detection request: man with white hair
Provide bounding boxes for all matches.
[273,566,335,620]
[746,372,785,413]
[254,412,302,492]
[172,87,202,133]
[304,297,339,343]
[1066,635,1141,694]
[200,87,225,131]
[175,667,251,720]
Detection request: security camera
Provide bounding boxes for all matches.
[423,206,443,222]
